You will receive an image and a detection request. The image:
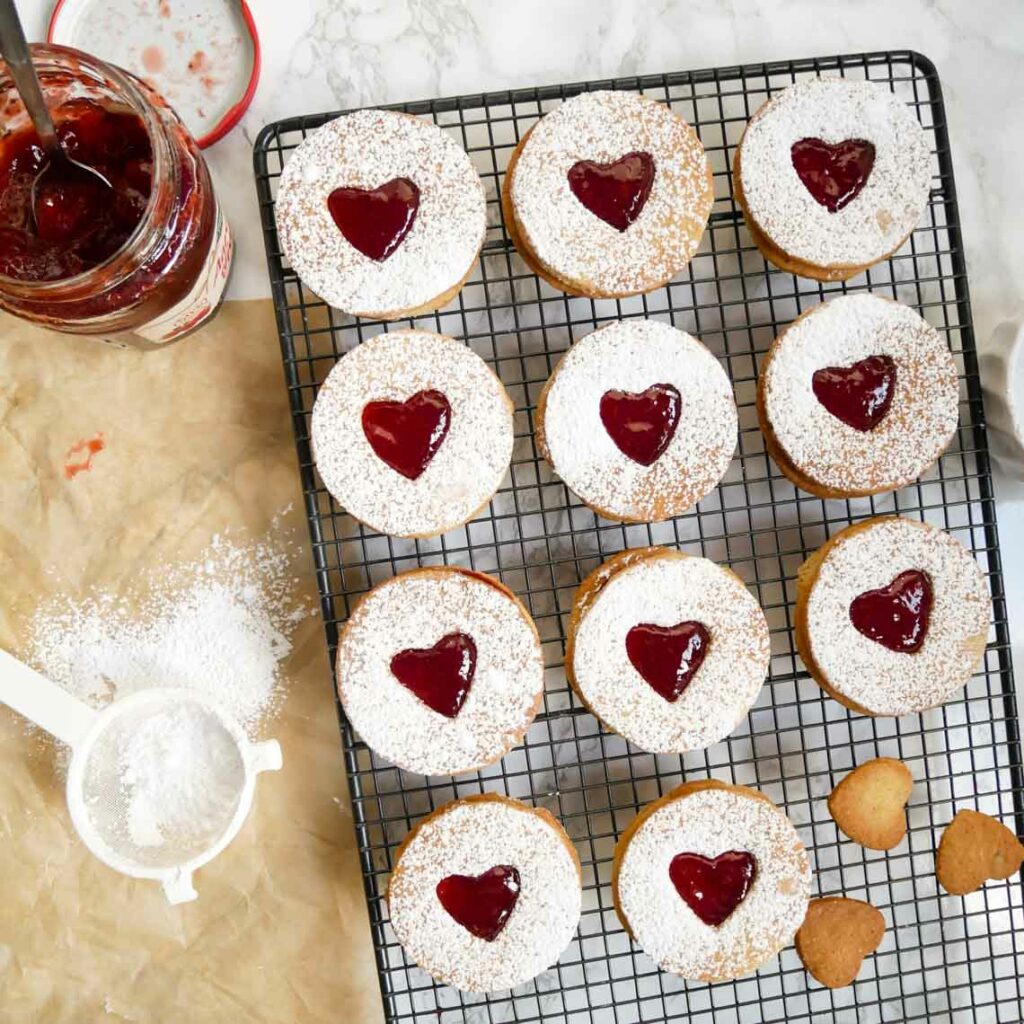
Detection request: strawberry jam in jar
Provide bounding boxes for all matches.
[0,45,232,348]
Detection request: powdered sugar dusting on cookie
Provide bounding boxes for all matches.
[763,295,959,493]
[276,110,486,317]
[740,78,932,269]
[617,787,810,981]
[805,518,991,715]
[388,798,581,991]
[337,569,543,775]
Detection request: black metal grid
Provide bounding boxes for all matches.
[254,51,1024,1024]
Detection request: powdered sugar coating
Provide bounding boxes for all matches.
[540,320,737,521]
[312,331,513,537]
[388,798,581,992]
[509,91,712,296]
[572,551,769,753]
[336,569,543,775]
[740,78,932,269]
[275,110,486,317]
[763,295,959,494]
[616,786,810,981]
[804,518,990,715]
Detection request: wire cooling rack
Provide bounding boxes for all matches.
[254,50,1024,1024]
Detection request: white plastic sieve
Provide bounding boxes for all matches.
[0,648,282,904]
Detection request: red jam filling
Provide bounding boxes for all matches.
[812,354,897,432]
[361,389,451,480]
[436,865,521,941]
[849,569,932,653]
[567,152,655,232]
[599,383,681,466]
[390,632,476,718]
[327,177,419,261]
[0,100,152,281]
[790,138,876,214]
[669,850,756,927]
[625,621,710,703]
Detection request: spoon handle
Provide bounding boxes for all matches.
[0,0,58,152]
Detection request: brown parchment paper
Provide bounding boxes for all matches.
[0,301,384,1024]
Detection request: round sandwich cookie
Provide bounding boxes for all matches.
[536,319,737,522]
[612,780,811,982]
[734,77,932,281]
[758,294,960,498]
[502,90,713,298]
[566,548,770,754]
[275,109,486,319]
[336,567,544,776]
[311,330,513,538]
[796,517,991,716]
[387,794,582,992]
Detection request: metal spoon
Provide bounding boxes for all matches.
[0,0,112,231]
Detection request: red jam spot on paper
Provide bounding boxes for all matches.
[625,621,710,703]
[436,865,520,941]
[390,632,477,718]
[812,354,897,432]
[327,177,420,261]
[669,850,757,927]
[849,569,932,653]
[599,383,681,466]
[567,152,655,232]
[791,138,876,213]
[63,433,105,480]
[361,389,451,480]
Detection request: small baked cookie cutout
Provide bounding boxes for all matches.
[936,810,1024,896]
[276,109,486,319]
[828,757,913,850]
[758,294,959,498]
[336,567,544,776]
[387,794,582,992]
[796,517,991,716]
[311,330,513,538]
[734,77,932,281]
[502,90,713,298]
[612,780,810,982]
[537,320,737,522]
[566,547,769,754]
[796,897,885,989]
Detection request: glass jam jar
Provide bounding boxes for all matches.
[0,44,232,349]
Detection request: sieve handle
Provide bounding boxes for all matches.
[0,648,98,748]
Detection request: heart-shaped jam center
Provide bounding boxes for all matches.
[812,354,897,432]
[327,177,420,261]
[361,389,451,480]
[669,851,757,927]
[390,632,476,718]
[791,138,876,213]
[436,865,521,941]
[849,570,932,653]
[599,383,681,466]
[625,621,710,702]
[567,152,655,232]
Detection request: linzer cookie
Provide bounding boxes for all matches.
[566,548,769,753]
[758,295,959,497]
[387,794,582,991]
[311,330,513,538]
[796,517,991,716]
[502,91,713,297]
[336,567,544,775]
[734,78,932,281]
[612,780,810,982]
[275,109,486,319]
[536,320,737,522]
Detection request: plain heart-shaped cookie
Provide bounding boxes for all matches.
[936,809,1024,895]
[327,177,420,261]
[599,383,681,466]
[790,137,876,213]
[796,897,885,988]
[436,865,521,940]
[390,632,477,718]
[828,757,913,851]
[567,152,656,231]
[361,389,451,480]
